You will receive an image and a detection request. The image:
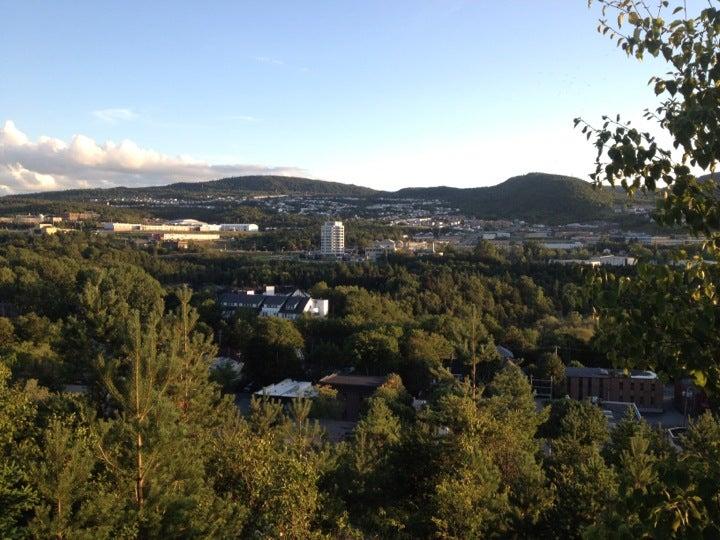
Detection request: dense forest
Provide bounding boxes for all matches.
[0,232,718,538]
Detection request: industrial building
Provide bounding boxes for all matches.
[219,223,259,232]
[102,220,258,233]
[159,233,220,242]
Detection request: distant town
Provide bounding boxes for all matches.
[0,193,701,264]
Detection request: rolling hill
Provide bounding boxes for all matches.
[18,175,379,201]
[0,172,617,223]
[392,173,614,223]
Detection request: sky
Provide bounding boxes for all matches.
[0,0,682,194]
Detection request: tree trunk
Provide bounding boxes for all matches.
[135,431,144,509]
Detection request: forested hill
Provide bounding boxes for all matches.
[392,173,614,223]
[2,172,618,223]
[167,175,379,197]
[17,175,380,200]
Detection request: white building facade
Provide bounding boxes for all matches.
[321,221,345,255]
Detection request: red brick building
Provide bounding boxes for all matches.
[565,367,663,413]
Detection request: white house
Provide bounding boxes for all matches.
[219,286,329,320]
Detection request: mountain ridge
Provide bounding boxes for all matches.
[0,172,616,223]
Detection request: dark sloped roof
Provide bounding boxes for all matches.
[320,374,387,388]
[280,296,310,314]
[219,292,264,308]
[219,289,316,313]
[261,294,289,307]
[496,345,514,359]
[276,286,308,296]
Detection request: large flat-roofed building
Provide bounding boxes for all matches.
[321,221,345,255]
[102,220,257,233]
[159,233,220,241]
[565,367,663,412]
[219,223,259,232]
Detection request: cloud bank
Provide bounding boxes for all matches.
[0,120,305,195]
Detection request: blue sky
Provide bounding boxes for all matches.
[0,0,677,193]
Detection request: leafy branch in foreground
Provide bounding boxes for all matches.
[578,1,720,400]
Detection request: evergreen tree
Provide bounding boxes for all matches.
[97,306,235,537]
[484,365,554,532]
[28,417,121,539]
[0,364,41,538]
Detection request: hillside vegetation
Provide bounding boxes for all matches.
[1,172,619,223]
[393,173,614,223]
[14,175,379,201]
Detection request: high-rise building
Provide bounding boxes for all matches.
[321,221,345,255]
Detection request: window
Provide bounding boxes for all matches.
[587,378,592,396]
[619,381,624,391]
[630,382,635,391]
[640,383,644,391]
[650,396,654,405]
[639,396,644,405]
[578,378,583,399]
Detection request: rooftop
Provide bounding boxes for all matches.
[565,367,658,380]
[598,400,641,426]
[496,345,514,360]
[255,378,317,399]
[319,374,387,388]
[220,289,314,314]
[167,218,207,226]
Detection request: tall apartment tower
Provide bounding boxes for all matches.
[321,221,345,255]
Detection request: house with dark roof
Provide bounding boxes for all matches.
[219,286,329,320]
[319,373,387,420]
[259,294,289,316]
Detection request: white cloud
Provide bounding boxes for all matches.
[92,108,139,124]
[0,120,305,194]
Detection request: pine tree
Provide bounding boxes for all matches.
[28,417,120,539]
[96,306,235,537]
